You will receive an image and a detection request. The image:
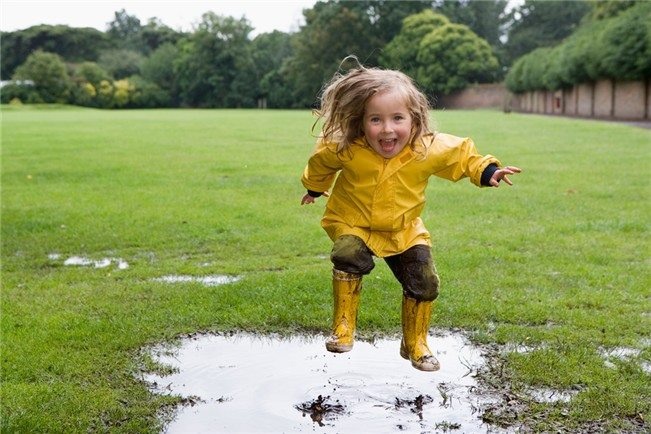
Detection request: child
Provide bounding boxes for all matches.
[300,61,521,372]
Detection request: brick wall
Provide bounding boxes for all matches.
[436,83,507,109]
[509,79,649,120]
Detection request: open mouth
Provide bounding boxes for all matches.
[379,138,397,153]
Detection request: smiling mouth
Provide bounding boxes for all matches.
[379,139,397,152]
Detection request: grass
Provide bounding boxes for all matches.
[1,106,649,432]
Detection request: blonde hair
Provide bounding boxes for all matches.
[314,57,433,154]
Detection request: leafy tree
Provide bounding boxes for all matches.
[12,50,72,103]
[503,0,591,66]
[105,10,184,55]
[98,49,144,79]
[139,18,184,54]
[381,10,450,78]
[68,61,112,107]
[342,0,432,51]
[251,31,294,107]
[128,75,171,108]
[598,1,651,80]
[1,25,110,79]
[433,0,508,50]
[416,22,500,94]
[0,82,39,104]
[106,9,142,51]
[551,20,605,85]
[175,13,256,107]
[112,79,134,107]
[505,1,651,92]
[140,43,179,103]
[72,61,111,87]
[504,54,526,93]
[285,0,432,107]
[285,1,384,107]
[587,0,638,21]
[97,80,115,107]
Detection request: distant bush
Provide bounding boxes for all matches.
[12,50,72,103]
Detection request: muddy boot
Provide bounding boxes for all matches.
[400,296,440,371]
[325,269,362,353]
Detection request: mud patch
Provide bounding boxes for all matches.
[295,394,345,426]
[394,394,433,420]
[143,331,494,433]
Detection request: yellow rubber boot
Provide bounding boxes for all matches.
[325,269,362,353]
[400,296,440,371]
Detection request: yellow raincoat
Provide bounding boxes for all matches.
[301,133,500,257]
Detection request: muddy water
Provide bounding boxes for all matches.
[144,331,497,433]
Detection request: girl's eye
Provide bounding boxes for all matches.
[369,117,380,123]
[394,116,404,121]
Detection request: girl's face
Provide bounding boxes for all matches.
[363,90,413,159]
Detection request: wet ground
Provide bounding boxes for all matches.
[143,331,501,433]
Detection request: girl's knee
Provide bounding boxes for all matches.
[396,245,440,301]
[404,270,439,301]
[330,235,375,275]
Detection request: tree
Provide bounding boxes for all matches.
[175,13,256,107]
[381,10,450,79]
[433,0,508,50]
[504,1,651,92]
[105,10,184,55]
[1,25,110,79]
[139,18,184,54]
[503,0,591,66]
[128,75,171,108]
[98,49,144,79]
[106,9,142,51]
[284,0,432,107]
[251,31,294,107]
[587,0,638,21]
[416,22,500,95]
[12,50,72,103]
[285,1,384,107]
[598,1,651,80]
[140,43,179,103]
[72,61,111,87]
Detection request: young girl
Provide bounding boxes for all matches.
[300,62,521,372]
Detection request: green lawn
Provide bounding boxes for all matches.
[1,106,649,432]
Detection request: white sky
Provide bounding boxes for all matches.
[1,0,318,36]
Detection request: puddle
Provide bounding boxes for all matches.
[529,387,579,404]
[143,331,497,433]
[49,253,129,269]
[599,346,641,360]
[599,346,650,373]
[152,275,241,286]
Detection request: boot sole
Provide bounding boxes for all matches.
[325,341,353,353]
[411,356,440,371]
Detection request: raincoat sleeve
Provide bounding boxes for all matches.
[429,134,501,187]
[301,140,343,194]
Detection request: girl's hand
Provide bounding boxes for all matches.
[490,166,522,187]
[301,191,329,205]
[301,194,316,205]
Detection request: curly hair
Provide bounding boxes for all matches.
[314,57,433,154]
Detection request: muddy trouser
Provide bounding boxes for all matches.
[330,235,440,301]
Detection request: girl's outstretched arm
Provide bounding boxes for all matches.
[489,166,522,187]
